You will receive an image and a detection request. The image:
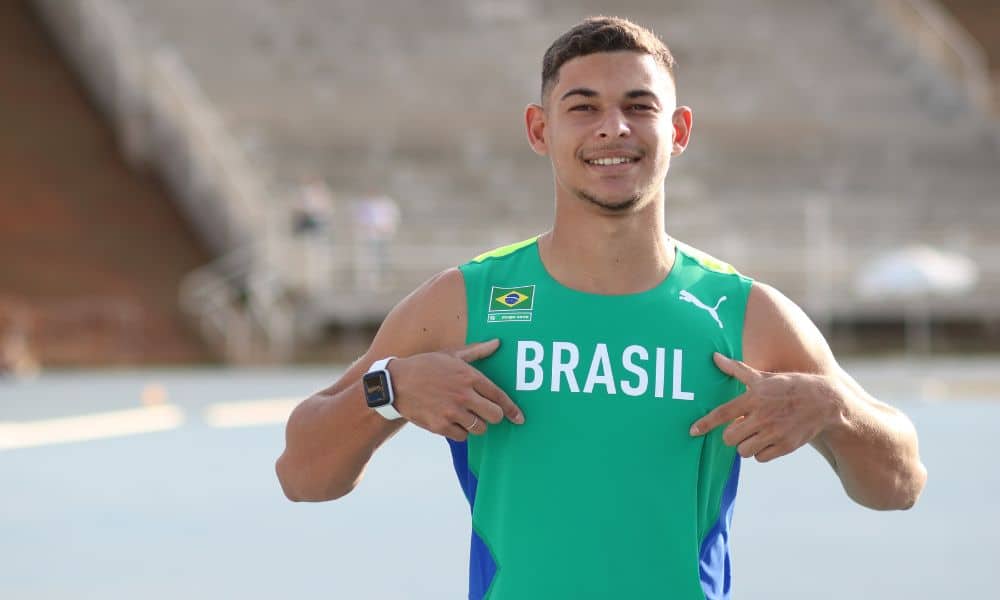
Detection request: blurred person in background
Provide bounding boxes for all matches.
[277,16,926,599]
[293,178,338,291]
[292,178,336,237]
[353,192,400,291]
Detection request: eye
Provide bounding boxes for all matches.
[569,104,596,112]
[628,104,654,112]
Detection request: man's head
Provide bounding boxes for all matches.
[526,17,692,214]
[540,16,676,106]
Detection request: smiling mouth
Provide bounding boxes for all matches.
[585,156,639,166]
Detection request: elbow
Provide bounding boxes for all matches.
[887,458,928,511]
[275,452,356,502]
[856,461,928,511]
[275,452,306,502]
[896,461,928,511]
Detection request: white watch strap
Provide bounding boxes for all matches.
[369,357,394,372]
[374,402,403,420]
[368,357,403,420]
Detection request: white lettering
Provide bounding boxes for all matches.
[516,340,544,391]
[583,343,617,395]
[550,341,580,393]
[654,347,666,399]
[672,349,695,401]
[513,341,699,401]
[620,345,648,396]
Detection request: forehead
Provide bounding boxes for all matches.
[550,51,674,101]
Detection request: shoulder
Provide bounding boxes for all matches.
[743,282,838,375]
[673,241,754,313]
[669,240,827,374]
[458,237,540,306]
[675,240,744,277]
[674,240,754,290]
[460,236,539,271]
[371,267,467,357]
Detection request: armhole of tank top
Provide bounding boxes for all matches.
[735,275,755,365]
[458,262,476,346]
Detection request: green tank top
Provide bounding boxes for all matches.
[448,236,754,600]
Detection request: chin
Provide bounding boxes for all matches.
[576,189,642,212]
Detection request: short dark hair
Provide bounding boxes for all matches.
[541,16,676,102]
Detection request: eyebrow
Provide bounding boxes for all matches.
[625,89,659,102]
[559,88,661,103]
[559,87,598,101]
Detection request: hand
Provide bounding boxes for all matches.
[689,353,840,462]
[389,339,525,442]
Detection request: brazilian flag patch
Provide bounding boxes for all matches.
[488,285,535,322]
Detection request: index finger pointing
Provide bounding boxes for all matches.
[690,391,752,436]
[713,353,764,386]
[472,371,524,425]
[454,339,501,363]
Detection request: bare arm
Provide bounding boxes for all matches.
[275,268,523,502]
[691,282,927,511]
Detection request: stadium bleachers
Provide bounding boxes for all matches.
[35,0,1000,358]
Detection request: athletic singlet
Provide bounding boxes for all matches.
[449,236,754,600]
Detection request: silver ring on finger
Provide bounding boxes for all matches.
[465,415,480,432]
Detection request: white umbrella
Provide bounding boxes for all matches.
[855,245,979,299]
[854,245,980,354]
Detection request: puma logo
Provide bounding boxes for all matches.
[679,290,727,329]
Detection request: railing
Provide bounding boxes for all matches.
[179,245,295,363]
[864,0,995,115]
[144,48,270,252]
[34,0,296,361]
[35,0,275,253]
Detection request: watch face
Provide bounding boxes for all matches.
[363,371,390,408]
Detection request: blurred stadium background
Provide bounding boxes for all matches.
[1,0,998,368]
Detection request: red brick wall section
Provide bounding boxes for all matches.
[0,1,215,367]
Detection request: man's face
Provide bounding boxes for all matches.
[527,51,689,213]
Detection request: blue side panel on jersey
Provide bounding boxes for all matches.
[447,438,476,504]
[447,438,497,600]
[468,530,497,600]
[699,456,742,600]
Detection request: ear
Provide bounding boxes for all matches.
[525,103,548,156]
[671,106,693,156]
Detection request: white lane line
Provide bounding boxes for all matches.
[202,397,300,429]
[0,405,185,451]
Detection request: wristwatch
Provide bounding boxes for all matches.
[363,357,403,420]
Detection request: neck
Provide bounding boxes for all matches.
[538,188,675,295]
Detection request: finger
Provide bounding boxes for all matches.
[754,445,786,463]
[465,390,504,425]
[472,372,525,424]
[690,391,752,436]
[454,339,501,363]
[713,353,764,386]
[442,424,469,442]
[721,415,759,447]
[736,433,772,459]
[461,411,489,436]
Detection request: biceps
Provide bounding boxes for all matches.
[743,282,839,375]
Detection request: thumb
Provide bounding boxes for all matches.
[713,352,763,385]
[454,339,501,363]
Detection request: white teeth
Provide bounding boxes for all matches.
[587,157,634,165]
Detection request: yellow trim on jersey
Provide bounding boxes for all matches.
[472,236,539,263]
[675,240,740,275]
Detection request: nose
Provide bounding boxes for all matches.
[597,108,630,139]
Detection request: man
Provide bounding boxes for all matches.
[276,16,926,600]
